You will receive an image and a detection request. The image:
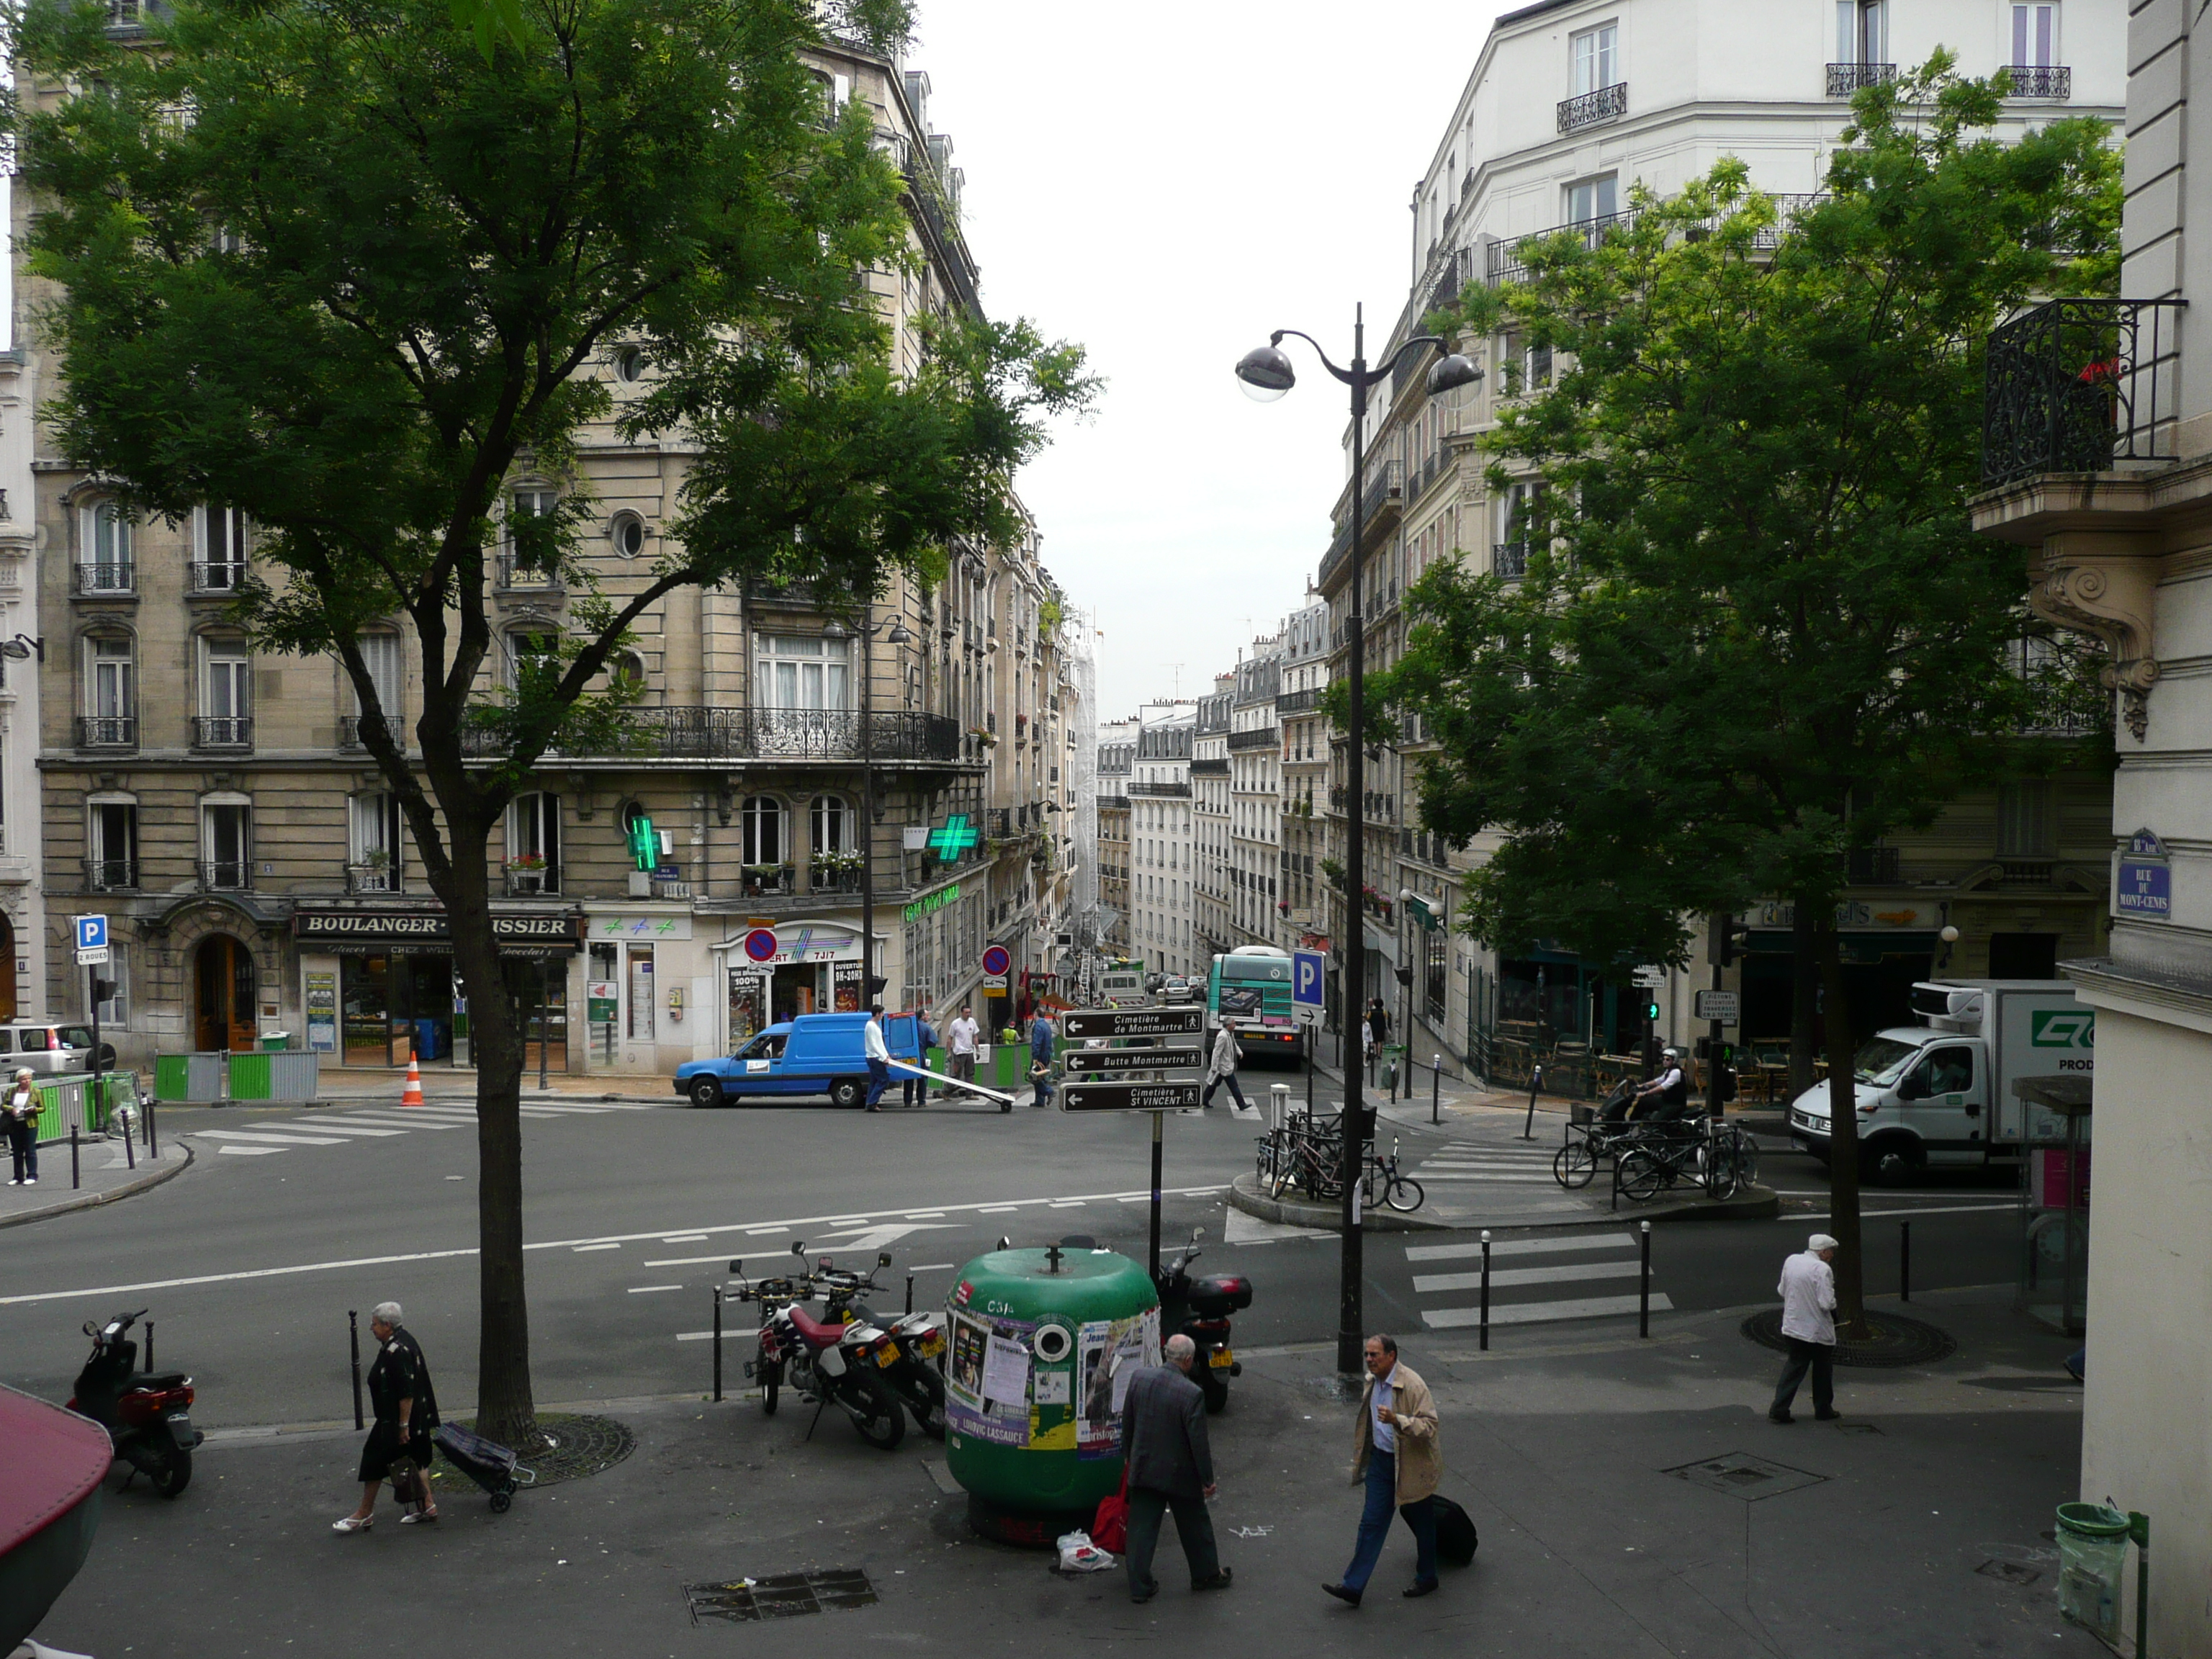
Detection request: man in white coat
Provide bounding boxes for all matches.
[1201,1023,1248,1112]
[1769,1233,1841,1424]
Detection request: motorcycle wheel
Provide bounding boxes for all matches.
[760,1357,781,1416]
[845,1368,906,1451]
[908,1367,948,1439]
[153,1447,193,1499]
[1197,1366,1228,1416]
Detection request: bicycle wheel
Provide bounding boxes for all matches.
[1385,1174,1426,1213]
[1554,1141,1597,1189]
[1704,1141,1740,1200]
[1617,1149,1669,1202]
[1732,1130,1761,1189]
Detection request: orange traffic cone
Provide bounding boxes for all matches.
[400,1053,425,1108]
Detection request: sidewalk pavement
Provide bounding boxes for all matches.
[26,1285,2098,1658]
[0,1135,191,1229]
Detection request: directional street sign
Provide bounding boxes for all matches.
[1062,1006,1204,1040]
[1632,965,1666,990]
[1061,1081,1203,1112]
[1061,1046,1205,1074]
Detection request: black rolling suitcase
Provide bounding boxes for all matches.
[1431,1493,1478,1566]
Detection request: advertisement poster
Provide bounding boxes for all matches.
[946,1310,1037,1447]
[1076,1307,1160,1458]
[834,961,863,1012]
[305,971,338,1053]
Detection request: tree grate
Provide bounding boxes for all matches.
[1740,1309,1957,1367]
[685,1570,878,1623]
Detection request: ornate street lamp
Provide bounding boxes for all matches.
[1237,310,1480,1377]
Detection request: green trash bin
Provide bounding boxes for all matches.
[2055,1501,2131,1641]
[261,1032,292,1052]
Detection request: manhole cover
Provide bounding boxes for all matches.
[1978,1559,2041,1586]
[1665,1452,1829,1501]
[1836,1421,1881,1436]
[432,1413,635,1489]
[685,1570,878,1623]
[1740,1310,1957,1367]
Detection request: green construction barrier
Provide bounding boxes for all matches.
[154,1054,192,1102]
[944,1246,1159,1547]
[228,1051,273,1100]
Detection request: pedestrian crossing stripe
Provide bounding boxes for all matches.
[1423,1293,1673,1329]
[1413,1260,1641,1294]
[1406,1233,1636,1262]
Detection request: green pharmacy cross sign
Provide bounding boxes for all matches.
[929,814,980,863]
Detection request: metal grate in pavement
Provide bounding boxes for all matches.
[685,1570,878,1623]
[1665,1451,1828,1502]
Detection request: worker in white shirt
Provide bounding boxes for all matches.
[862,1007,894,1113]
[1769,1233,1841,1424]
[947,1004,980,1100]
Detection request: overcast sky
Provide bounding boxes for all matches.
[914,1,1509,719]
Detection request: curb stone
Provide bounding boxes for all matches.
[0,1141,196,1231]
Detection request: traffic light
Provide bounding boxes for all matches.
[1643,997,1660,1022]
[1717,920,1752,967]
[91,979,116,1005]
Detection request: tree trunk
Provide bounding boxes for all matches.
[1789,902,1818,1102]
[1810,906,1869,1337]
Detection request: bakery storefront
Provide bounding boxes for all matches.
[294,903,583,1070]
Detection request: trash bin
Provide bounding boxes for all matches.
[261,1032,292,1052]
[1382,1043,1407,1093]
[2055,1501,2131,1641]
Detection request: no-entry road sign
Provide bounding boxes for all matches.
[1062,1007,1204,1040]
[1061,1046,1204,1074]
[1060,1080,1203,1112]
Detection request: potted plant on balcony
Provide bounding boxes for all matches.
[808,849,863,890]
[505,850,548,894]
[741,862,791,896]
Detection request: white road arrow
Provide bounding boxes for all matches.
[804,1221,966,1254]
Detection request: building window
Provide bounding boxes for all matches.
[350,792,403,891]
[91,945,130,1028]
[82,634,136,745]
[501,488,560,585]
[626,943,655,1040]
[194,505,248,590]
[810,793,853,855]
[1568,174,1617,230]
[78,498,134,591]
[198,637,253,747]
[202,799,253,889]
[503,631,559,694]
[755,634,852,711]
[1997,780,2054,858]
[506,792,561,892]
[88,799,138,889]
[609,511,646,557]
[613,346,645,384]
[344,630,404,747]
[1570,22,1618,95]
[1836,0,1885,63]
[742,796,787,866]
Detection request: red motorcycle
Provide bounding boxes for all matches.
[735,1250,906,1451]
[68,1310,200,1498]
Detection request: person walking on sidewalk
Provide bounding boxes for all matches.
[4,1069,40,1186]
[1120,1334,1232,1604]
[1324,1333,1441,1606]
[862,1007,894,1113]
[1364,999,1388,1083]
[905,1008,939,1107]
[1028,1010,1057,1109]
[948,1004,980,1100]
[335,1303,440,1531]
[1201,1023,1248,1111]
[1769,1233,1841,1424]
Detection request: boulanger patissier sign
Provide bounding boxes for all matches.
[294,907,578,948]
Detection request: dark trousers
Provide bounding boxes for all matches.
[6,1118,36,1182]
[864,1058,891,1108]
[1202,1073,1248,1110]
[903,1066,927,1107]
[1341,1449,1437,1592]
[1125,1486,1220,1599]
[1771,1336,1835,1416]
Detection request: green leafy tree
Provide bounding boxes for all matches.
[9,0,1092,1442]
[1376,60,2117,1328]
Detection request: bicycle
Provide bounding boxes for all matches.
[1611,1119,1712,1202]
[1700,1120,1761,1200]
[1361,1137,1426,1213]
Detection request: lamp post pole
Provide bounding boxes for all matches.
[1236,313,1481,1376]
[860,598,876,1011]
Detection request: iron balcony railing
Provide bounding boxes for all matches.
[1845,845,1900,884]
[459,706,965,763]
[71,562,135,596]
[192,715,253,750]
[1494,541,1529,580]
[1557,81,1627,134]
[739,864,794,897]
[346,861,401,894]
[190,561,247,595]
[1277,686,1322,714]
[84,858,138,891]
[199,859,253,891]
[1128,779,1191,799]
[504,866,559,896]
[1981,298,2184,487]
[1227,727,1279,752]
[1825,61,1894,96]
[339,714,405,750]
[76,714,138,748]
[494,552,560,589]
[2007,64,2071,99]
[1486,195,1826,289]
[1317,460,1406,592]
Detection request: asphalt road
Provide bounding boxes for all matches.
[0,1087,2028,1429]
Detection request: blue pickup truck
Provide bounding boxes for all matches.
[674,1012,922,1109]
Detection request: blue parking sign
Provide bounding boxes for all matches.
[76,915,108,953]
[1292,949,1324,1012]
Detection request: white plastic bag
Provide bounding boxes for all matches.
[1056,1529,1115,1573]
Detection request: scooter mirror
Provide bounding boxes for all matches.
[727,1259,744,1274]
[791,1241,806,1256]
[1191,1226,1205,1241]
[997,1236,1012,1251]
[878,1252,894,1267]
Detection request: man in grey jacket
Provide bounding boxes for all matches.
[1119,1334,1233,1603]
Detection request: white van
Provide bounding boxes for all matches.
[1789,981,2092,1184]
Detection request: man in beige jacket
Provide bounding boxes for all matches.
[1323,1333,1441,1606]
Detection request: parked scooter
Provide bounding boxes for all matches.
[808,1251,948,1439]
[1152,1228,1251,1415]
[734,1246,906,1451]
[67,1309,201,1498]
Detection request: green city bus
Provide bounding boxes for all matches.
[1206,945,1303,1065]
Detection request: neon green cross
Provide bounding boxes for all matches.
[929,814,980,862]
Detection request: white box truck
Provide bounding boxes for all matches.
[1787,981,2094,1184]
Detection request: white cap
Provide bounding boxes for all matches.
[1808,1233,1840,1252]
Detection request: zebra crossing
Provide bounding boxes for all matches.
[1407,1138,1565,1185]
[1404,1229,1673,1331]
[185,1098,656,1157]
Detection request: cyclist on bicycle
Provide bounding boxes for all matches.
[1630,1048,1692,1121]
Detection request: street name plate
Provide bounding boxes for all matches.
[1694,989,1740,1023]
[1060,1080,1202,1112]
[1061,1046,1204,1074]
[1062,1007,1204,1040]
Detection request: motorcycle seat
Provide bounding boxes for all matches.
[784,1305,848,1348]
[133,1372,191,1392]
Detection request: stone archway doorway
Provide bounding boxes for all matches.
[194,934,257,1051]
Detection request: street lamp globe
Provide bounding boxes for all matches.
[886,621,914,646]
[1234,343,1296,403]
[1426,352,1483,397]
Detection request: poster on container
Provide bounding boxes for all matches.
[1076,1308,1161,1460]
[945,1310,1036,1447]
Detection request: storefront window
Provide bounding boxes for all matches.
[626,943,655,1040]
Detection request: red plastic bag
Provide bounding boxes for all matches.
[1092,1467,1129,1555]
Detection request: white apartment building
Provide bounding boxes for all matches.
[1229,636,1283,950]
[1318,0,2123,1070]
[1192,681,1233,964]
[1129,706,1196,980]
[1276,600,1329,965]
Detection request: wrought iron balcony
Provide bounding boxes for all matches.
[192,715,253,750]
[83,858,138,891]
[1316,460,1406,593]
[1556,82,1627,134]
[1227,727,1280,752]
[346,860,401,894]
[2005,64,2071,99]
[458,706,966,765]
[199,859,253,891]
[808,863,864,894]
[504,863,559,896]
[71,562,135,596]
[75,714,138,749]
[1277,687,1322,714]
[1494,541,1529,580]
[494,552,560,589]
[340,714,405,750]
[1845,845,1899,884]
[1825,61,1894,96]
[1128,779,1191,799]
[189,561,247,595]
[1982,298,2183,487]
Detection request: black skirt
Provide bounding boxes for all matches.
[356,1419,433,1483]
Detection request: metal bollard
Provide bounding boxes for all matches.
[905,1274,915,1317]
[1431,1056,1442,1126]
[122,1121,135,1170]
[1271,1083,1290,1136]
[1522,1064,1543,1140]
[145,1094,158,1159]
[1639,1221,1652,1339]
[349,1311,365,1429]
[144,1322,154,1372]
[712,1287,724,1403]
[1900,1220,1911,1304]
[1480,1231,1492,1352]
[71,1126,80,1190]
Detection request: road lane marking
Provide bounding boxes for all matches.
[660,1235,709,1244]
[572,1243,621,1252]
[192,1129,352,1147]
[1413,1260,1642,1294]
[218,1146,287,1156]
[645,1255,739,1268]
[315,1115,464,1130]
[908,1263,955,1272]
[1423,1292,1673,1329]
[628,1285,683,1294]
[274,1122,407,1137]
[1406,1233,1637,1262]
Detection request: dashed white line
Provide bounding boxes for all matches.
[627,1285,683,1295]
[644,1255,737,1268]
[572,1243,621,1253]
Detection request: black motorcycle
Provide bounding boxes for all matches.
[733,1247,906,1451]
[1152,1228,1251,1415]
[808,1252,948,1440]
[68,1309,200,1498]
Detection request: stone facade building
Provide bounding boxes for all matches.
[1228,637,1282,950]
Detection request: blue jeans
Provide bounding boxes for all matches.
[864,1058,891,1107]
[1340,1449,1437,1593]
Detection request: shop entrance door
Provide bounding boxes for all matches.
[195,935,257,1051]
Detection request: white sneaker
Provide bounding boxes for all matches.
[24,1177,35,1185]
[6,1178,18,1187]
